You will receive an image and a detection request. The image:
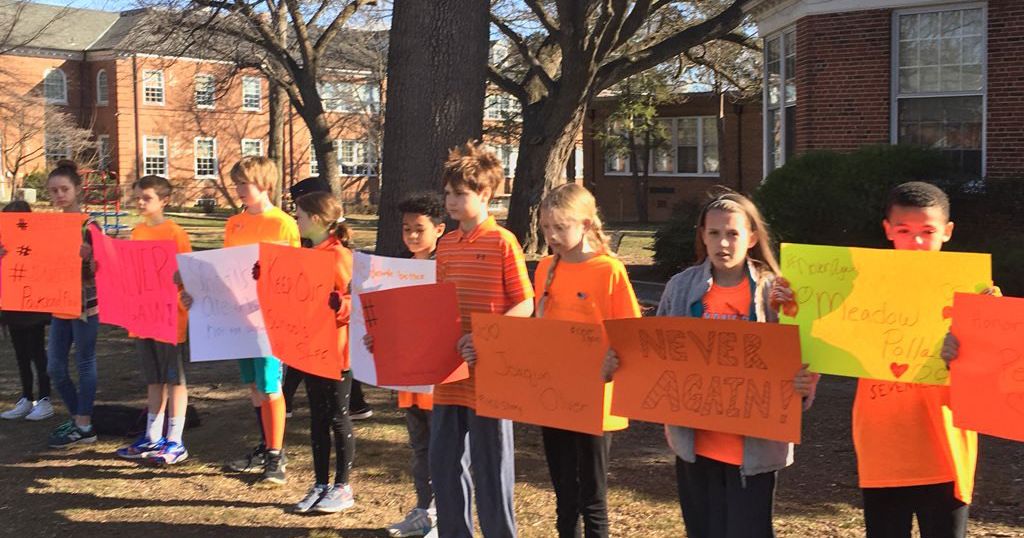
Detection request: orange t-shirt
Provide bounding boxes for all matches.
[223,206,300,248]
[853,380,978,503]
[398,391,434,410]
[693,278,752,466]
[534,254,641,431]
[434,217,533,409]
[131,219,192,343]
[314,236,353,372]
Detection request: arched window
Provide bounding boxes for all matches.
[96,69,109,105]
[44,68,67,104]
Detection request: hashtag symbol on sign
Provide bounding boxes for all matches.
[15,219,28,230]
[16,245,31,256]
[363,301,377,329]
[8,264,26,282]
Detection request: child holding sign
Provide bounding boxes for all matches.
[604,191,817,538]
[534,184,641,538]
[288,191,357,514]
[184,157,299,485]
[432,141,534,538]
[114,176,193,465]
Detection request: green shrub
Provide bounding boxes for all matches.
[652,198,701,278]
[21,171,50,201]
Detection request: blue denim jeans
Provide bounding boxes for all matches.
[429,404,516,538]
[47,315,99,417]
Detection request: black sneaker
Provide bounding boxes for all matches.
[48,423,97,448]
[258,450,286,486]
[349,406,373,420]
[225,445,267,473]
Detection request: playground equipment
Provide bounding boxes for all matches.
[82,169,131,237]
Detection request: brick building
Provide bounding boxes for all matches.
[584,93,763,222]
[747,0,1024,179]
[0,3,382,206]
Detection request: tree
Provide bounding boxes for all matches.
[373,0,489,256]
[146,0,384,193]
[0,96,96,188]
[489,0,756,252]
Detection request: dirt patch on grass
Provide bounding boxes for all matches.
[1,327,1022,537]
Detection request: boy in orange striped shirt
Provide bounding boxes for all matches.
[431,142,534,538]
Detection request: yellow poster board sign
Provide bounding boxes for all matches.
[780,243,990,385]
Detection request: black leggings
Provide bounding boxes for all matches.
[862,482,968,538]
[676,456,777,538]
[9,325,50,401]
[306,370,354,485]
[542,427,612,538]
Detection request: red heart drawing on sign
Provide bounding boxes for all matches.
[890,363,909,379]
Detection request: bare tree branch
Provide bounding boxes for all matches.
[491,13,556,94]
[487,65,529,103]
[523,0,560,36]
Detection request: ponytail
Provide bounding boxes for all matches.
[540,183,613,256]
[327,218,352,248]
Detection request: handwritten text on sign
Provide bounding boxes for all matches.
[605,317,803,444]
[350,252,435,392]
[91,229,179,343]
[781,244,991,385]
[177,245,271,361]
[951,293,1024,443]
[472,314,607,435]
[0,213,86,316]
[257,243,341,380]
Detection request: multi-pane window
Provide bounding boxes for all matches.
[44,133,70,164]
[895,7,985,176]
[97,135,111,170]
[498,145,518,178]
[195,74,215,108]
[764,29,796,175]
[143,70,165,104]
[605,117,719,176]
[242,76,262,110]
[143,136,167,176]
[44,69,67,104]
[194,138,217,177]
[242,138,263,157]
[96,70,109,106]
[485,93,519,121]
[336,139,378,176]
[310,150,318,176]
[321,81,380,113]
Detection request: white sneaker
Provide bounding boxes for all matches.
[1,397,34,420]
[25,397,54,421]
[388,507,436,537]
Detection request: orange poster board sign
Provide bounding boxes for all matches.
[604,317,803,444]
[0,212,86,317]
[950,293,1024,443]
[472,313,607,435]
[361,282,468,386]
[257,243,342,380]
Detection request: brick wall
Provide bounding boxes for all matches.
[794,9,892,153]
[985,0,1024,179]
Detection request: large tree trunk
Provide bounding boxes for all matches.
[306,112,340,192]
[268,81,287,205]
[374,0,488,256]
[506,102,586,254]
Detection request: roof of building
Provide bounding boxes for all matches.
[0,2,118,51]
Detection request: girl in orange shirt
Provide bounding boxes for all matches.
[289,192,357,515]
[604,190,817,538]
[535,184,641,538]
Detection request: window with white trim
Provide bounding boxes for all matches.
[310,150,318,176]
[194,137,217,178]
[321,81,380,113]
[242,138,263,157]
[96,70,109,106]
[485,93,519,121]
[572,145,584,180]
[44,133,70,164]
[894,6,985,176]
[242,76,261,111]
[498,144,518,178]
[44,69,67,104]
[195,74,215,108]
[143,70,164,105]
[336,139,378,176]
[605,116,719,176]
[97,135,111,170]
[764,28,796,175]
[143,136,167,176]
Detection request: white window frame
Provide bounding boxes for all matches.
[241,138,264,157]
[195,74,216,109]
[241,76,262,111]
[97,135,111,170]
[194,137,218,178]
[762,27,796,177]
[310,150,319,176]
[142,70,165,105]
[43,68,68,105]
[890,2,987,175]
[44,132,70,163]
[604,116,720,178]
[143,135,168,177]
[96,69,109,106]
[336,139,379,177]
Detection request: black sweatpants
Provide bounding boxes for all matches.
[10,325,50,401]
[862,482,968,538]
[283,366,304,413]
[305,370,355,485]
[675,456,777,538]
[541,427,612,538]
